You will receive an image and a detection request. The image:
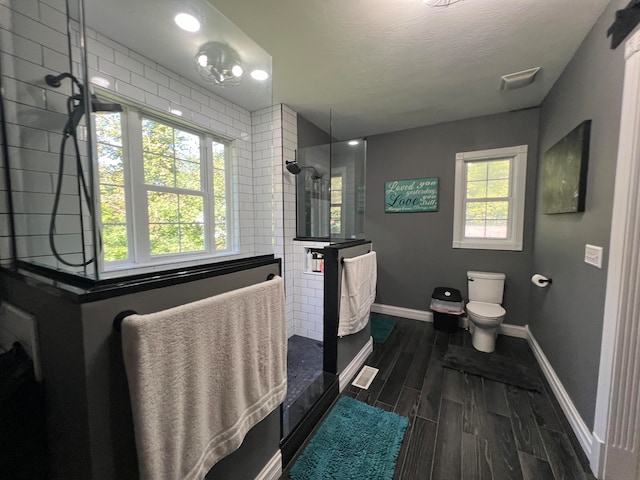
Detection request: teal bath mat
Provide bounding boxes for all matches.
[371,313,397,344]
[290,396,408,480]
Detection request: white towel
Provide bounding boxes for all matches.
[121,276,287,480]
[338,251,377,337]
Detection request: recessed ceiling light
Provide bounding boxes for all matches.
[90,76,110,88]
[348,140,359,146]
[175,13,200,32]
[170,109,183,116]
[251,69,269,81]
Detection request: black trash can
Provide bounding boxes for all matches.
[430,287,464,333]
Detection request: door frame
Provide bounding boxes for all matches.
[593,28,640,480]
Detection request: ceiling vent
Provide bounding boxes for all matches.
[500,67,541,91]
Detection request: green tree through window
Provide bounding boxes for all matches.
[464,159,511,239]
[96,112,128,262]
[94,105,231,267]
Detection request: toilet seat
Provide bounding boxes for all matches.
[467,301,505,319]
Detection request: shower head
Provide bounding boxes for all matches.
[45,72,82,90]
[285,161,322,178]
[45,72,122,113]
[286,160,302,174]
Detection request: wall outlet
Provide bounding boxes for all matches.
[585,244,603,269]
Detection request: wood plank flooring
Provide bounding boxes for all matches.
[282,317,597,480]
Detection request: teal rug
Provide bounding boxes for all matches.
[290,396,408,480]
[371,313,397,344]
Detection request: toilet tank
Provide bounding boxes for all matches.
[467,271,506,304]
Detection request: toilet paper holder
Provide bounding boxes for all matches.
[531,274,553,287]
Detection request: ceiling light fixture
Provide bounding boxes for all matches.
[250,69,269,81]
[421,0,464,7]
[348,140,359,146]
[175,13,200,32]
[195,42,243,86]
[170,109,183,116]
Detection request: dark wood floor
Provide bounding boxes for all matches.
[282,317,596,480]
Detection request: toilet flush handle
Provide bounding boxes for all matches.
[467,276,474,281]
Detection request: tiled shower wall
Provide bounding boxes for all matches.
[251,104,298,338]
[281,105,297,338]
[0,0,276,272]
[292,240,327,340]
[0,0,83,267]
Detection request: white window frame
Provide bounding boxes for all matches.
[93,99,235,271]
[330,167,345,237]
[452,145,528,251]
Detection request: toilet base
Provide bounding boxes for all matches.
[471,326,497,353]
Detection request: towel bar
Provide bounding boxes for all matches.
[113,275,276,332]
[113,310,138,332]
[340,251,371,265]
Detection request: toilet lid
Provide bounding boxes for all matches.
[467,301,505,318]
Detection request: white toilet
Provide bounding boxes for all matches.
[466,271,506,353]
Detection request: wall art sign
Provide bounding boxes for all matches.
[385,177,439,213]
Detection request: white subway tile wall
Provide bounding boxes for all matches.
[292,240,328,341]
[0,0,278,274]
[282,106,300,339]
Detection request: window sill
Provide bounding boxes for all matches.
[102,250,243,277]
[452,240,523,251]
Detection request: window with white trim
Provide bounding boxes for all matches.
[452,145,527,251]
[330,173,343,235]
[94,105,233,269]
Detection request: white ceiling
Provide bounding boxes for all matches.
[85,0,612,140]
[210,0,611,139]
[84,0,273,113]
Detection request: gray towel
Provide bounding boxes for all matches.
[121,276,287,480]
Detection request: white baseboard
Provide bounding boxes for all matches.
[371,303,528,337]
[498,323,528,338]
[371,303,433,322]
[591,432,605,477]
[525,326,595,470]
[339,336,374,392]
[254,450,281,480]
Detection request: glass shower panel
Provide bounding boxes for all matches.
[295,144,331,238]
[1,0,275,283]
[1,0,99,280]
[330,139,366,242]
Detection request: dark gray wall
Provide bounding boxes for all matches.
[531,0,629,431]
[0,273,89,479]
[365,109,540,326]
[81,263,282,480]
[322,241,373,374]
[297,115,330,148]
[1,261,282,479]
